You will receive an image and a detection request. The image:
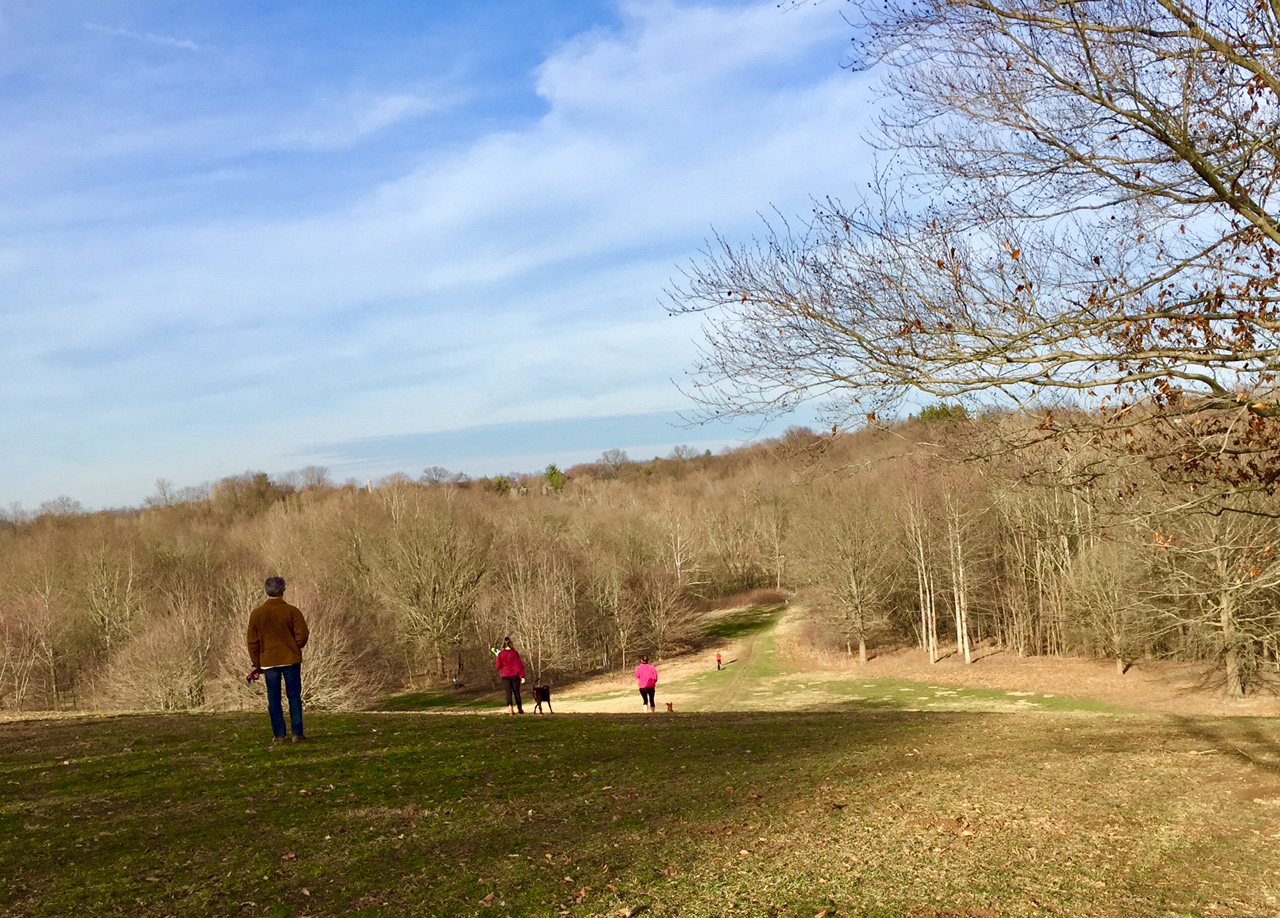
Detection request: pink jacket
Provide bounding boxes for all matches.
[494,648,526,680]
[634,662,658,689]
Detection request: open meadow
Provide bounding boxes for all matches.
[4,608,1279,917]
[10,3,1280,914]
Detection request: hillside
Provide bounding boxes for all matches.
[4,421,1280,719]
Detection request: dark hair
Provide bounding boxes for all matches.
[640,655,650,664]
[502,637,513,649]
[264,576,286,597]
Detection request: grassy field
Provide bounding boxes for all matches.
[3,705,1280,917]
[4,607,1279,916]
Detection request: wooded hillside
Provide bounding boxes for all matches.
[2,415,1278,713]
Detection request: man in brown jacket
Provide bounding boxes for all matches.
[246,576,309,743]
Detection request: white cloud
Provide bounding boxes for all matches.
[84,22,198,52]
[265,90,449,152]
[1,1,876,508]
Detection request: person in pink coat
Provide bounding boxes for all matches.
[493,637,526,714]
[634,655,659,712]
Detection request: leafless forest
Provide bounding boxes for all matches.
[3,414,1278,715]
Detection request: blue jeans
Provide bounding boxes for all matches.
[263,664,304,738]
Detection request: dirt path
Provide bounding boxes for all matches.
[697,627,770,712]
[550,606,1280,717]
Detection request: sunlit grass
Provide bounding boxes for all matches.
[2,710,1276,916]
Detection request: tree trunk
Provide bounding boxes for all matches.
[947,509,972,665]
[1221,591,1246,699]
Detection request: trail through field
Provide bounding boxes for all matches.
[382,602,1280,717]
[548,605,1119,715]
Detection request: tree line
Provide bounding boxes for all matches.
[2,418,1277,715]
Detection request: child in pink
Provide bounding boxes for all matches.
[634,655,659,712]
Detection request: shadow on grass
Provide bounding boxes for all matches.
[703,603,786,641]
[375,686,498,712]
[1170,715,1280,775]
[0,709,973,916]
[3,708,1278,916]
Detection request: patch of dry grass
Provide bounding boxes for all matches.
[2,710,1279,916]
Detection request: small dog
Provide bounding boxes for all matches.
[532,684,552,714]
[665,702,674,713]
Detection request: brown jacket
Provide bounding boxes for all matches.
[246,596,309,668]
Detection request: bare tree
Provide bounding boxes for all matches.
[671,0,1280,691]
[600,449,630,478]
[0,596,49,710]
[147,478,176,508]
[701,494,770,596]
[580,525,656,671]
[794,476,903,662]
[905,494,943,664]
[1148,511,1280,697]
[944,493,974,665]
[368,487,491,681]
[82,544,145,655]
[421,466,458,487]
[1066,532,1163,675]
[495,528,581,681]
[654,496,706,593]
[634,567,697,660]
[750,485,790,591]
[672,0,1280,514]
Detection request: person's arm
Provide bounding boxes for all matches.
[246,616,261,668]
[293,608,309,649]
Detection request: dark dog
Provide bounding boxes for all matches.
[665,702,674,713]
[532,684,552,714]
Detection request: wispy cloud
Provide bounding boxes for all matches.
[3,2,874,509]
[84,22,198,52]
[266,90,447,152]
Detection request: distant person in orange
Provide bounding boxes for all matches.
[634,655,659,712]
[716,651,722,671]
[494,637,526,714]
[246,576,309,744]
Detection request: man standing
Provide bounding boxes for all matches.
[247,576,309,744]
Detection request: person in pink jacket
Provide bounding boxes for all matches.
[634,655,659,713]
[493,637,526,714]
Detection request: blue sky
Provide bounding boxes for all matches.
[0,0,877,510]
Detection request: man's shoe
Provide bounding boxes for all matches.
[272,736,286,745]
[291,734,306,743]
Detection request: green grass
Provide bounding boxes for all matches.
[3,710,1279,916]
[704,604,786,641]
[375,688,498,712]
[377,606,1118,717]
[9,609,1270,915]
